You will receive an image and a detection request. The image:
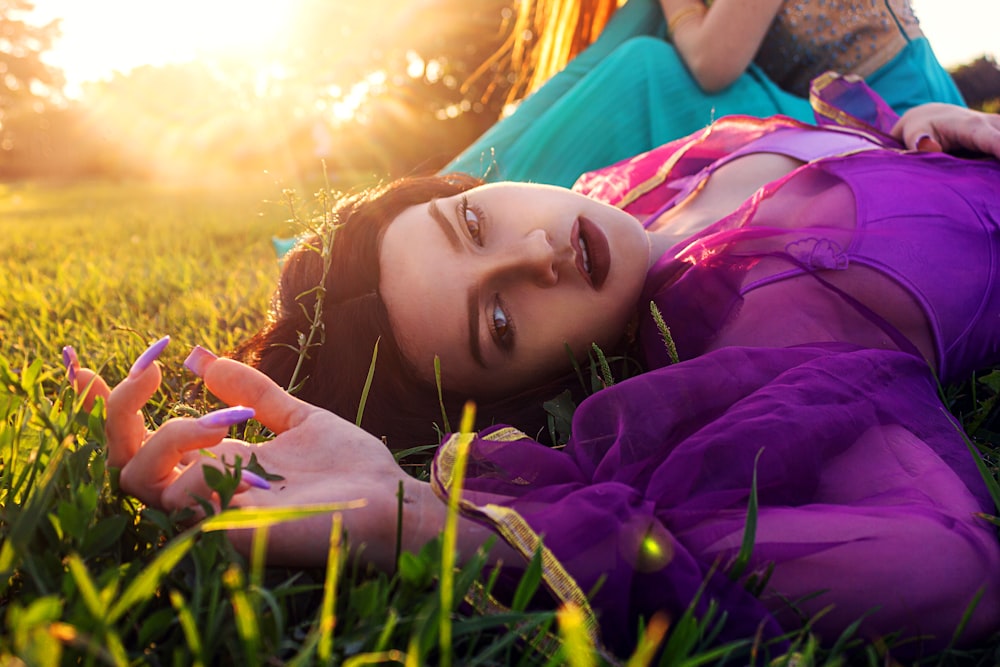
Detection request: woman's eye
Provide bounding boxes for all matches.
[461,197,484,245]
[491,297,514,351]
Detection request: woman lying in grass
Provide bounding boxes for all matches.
[68,76,1000,657]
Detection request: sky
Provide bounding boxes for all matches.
[29,0,1000,96]
[911,0,998,68]
[31,0,289,96]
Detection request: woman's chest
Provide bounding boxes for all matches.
[705,264,936,368]
[646,152,805,241]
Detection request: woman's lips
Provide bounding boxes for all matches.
[576,216,609,290]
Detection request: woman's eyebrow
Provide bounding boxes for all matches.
[428,199,461,250]
[467,289,487,369]
[428,197,485,367]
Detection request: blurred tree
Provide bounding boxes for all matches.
[0,0,527,182]
[950,56,1000,111]
[0,0,63,151]
[257,0,517,177]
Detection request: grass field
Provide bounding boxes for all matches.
[2,181,1000,665]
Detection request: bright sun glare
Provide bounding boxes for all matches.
[33,0,289,96]
[30,0,1000,98]
[19,0,999,186]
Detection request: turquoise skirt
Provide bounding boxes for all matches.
[445,0,964,187]
[867,36,966,111]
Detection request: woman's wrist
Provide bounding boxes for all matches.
[398,477,440,555]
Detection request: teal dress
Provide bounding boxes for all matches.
[445,0,963,187]
[753,0,965,112]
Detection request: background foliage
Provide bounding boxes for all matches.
[3,2,1000,184]
[0,0,520,183]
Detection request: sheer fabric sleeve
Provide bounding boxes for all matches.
[432,344,1000,654]
[809,72,903,141]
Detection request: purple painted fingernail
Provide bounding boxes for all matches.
[184,345,218,378]
[62,345,79,382]
[241,470,272,490]
[129,335,170,378]
[197,405,255,429]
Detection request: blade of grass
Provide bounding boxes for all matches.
[200,502,366,531]
[556,603,595,667]
[374,608,400,653]
[224,565,261,667]
[590,343,614,388]
[343,651,408,666]
[435,355,451,433]
[954,412,1000,515]
[440,401,476,667]
[0,435,71,591]
[250,524,269,592]
[170,590,206,667]
[318,513,344,662]
[944,586,985,656]
[65,555,104,620]
[563,343,587,393]
[625,613,669,667]
[107,525,200,622]
[649,301,679,364]
[728,447,764,580]
[356,337,380,426]
[395,479,405,566]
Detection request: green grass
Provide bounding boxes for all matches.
[0,181,282,378]
[2,182,1000,665]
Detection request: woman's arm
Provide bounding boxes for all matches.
[660,0,784,92]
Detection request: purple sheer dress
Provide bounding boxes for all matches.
[432,76,1000,656]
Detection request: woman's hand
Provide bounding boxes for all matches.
[892,103,1000,159]
[65,339,445,570]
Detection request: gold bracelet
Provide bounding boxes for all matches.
[667,4,706,35]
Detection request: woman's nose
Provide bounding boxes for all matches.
[486,229,559,286]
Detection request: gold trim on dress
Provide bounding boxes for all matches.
[615,127,711,209]
[433,432,604,647]
[482,426,530,443]
[809,71,888,141]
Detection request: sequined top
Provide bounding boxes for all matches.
[754,0,923,96]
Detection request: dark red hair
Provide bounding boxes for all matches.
[232,174,597,449]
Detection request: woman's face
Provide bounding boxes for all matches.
[379,182,652,397]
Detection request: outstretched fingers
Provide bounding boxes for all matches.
[63,346,111,413]
[937,112,1000,159]
[64,337,171,468]
[120,406,256,509]
[105,336,170,467]
[892,103,1000,159]
[185,347,318,434]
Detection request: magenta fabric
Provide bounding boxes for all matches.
[634,143,1000,385]
[434,80,1000,655]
